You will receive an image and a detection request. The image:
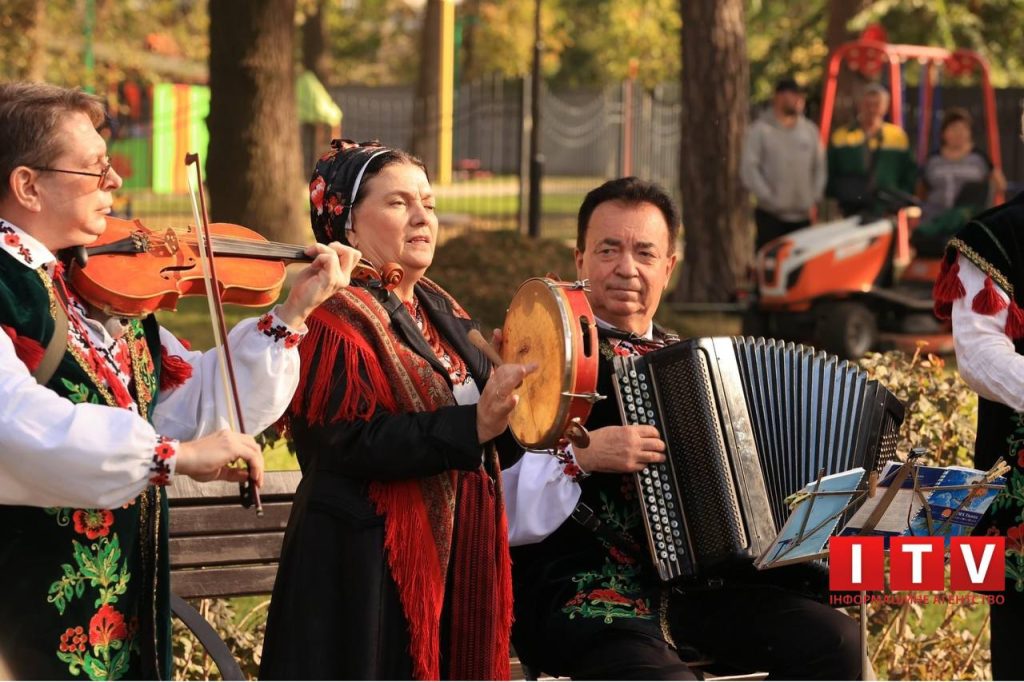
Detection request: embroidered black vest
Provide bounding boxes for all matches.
[511,333,678,667]
[0,250,171,680]
[944,191,1024,591]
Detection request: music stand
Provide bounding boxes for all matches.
[757,454,1009,680]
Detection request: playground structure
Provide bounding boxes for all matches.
[747,36,1004,359]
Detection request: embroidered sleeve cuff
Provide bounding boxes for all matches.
[553,443,589,483]
[255,308,307,349]
[149,435,178,486]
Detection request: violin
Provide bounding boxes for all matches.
[68,216,403,318]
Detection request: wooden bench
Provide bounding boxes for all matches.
[167,471,532,679]
[167,474,762,681]
[167,470,300,680]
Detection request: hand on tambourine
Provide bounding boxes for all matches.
[573,425,666,473]
[477,362,538,443]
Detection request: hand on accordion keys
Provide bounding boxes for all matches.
[573,425,666,473]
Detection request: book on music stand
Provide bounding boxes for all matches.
[754,468,866,570]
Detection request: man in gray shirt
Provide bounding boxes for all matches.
[741,78,827,250]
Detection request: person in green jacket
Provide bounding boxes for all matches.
[826,83,917,216]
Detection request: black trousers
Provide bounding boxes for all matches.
[541,585,861,681]
[755,208,811,252]
[990,591,1024,680]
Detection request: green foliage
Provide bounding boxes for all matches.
[856,347,990,680]
[427,229,578,332]
[858,345,977,467]
[318,0,423,85]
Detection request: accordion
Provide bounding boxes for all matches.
[612,336,904,582]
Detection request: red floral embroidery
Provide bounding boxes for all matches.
[256,313,303,348]
[3,234,18,247]
[72,509,114,540]
[88,605,127,648]
[587,588,632,606]
[609,546,637,565]
[1007,522,1024,554]
[326,194,344,216]
[554,445,588,482]
[150,436,176,486]
[1017,449,1024,468]
[58,626,87,653]
[310,175,327,213]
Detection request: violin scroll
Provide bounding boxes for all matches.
[351,258,404,292]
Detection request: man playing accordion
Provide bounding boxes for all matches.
[503,177,861,680]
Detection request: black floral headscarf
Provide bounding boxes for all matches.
[308,139,392,245]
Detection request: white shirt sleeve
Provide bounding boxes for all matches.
[952,255,1024,412]
[0,328,175,510]
[0,307,304,510]
[504,449,582,546]
[152,306,305,439]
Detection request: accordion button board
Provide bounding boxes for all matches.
[612,336,905,584]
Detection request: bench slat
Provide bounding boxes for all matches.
[171,565,280,599]
[169,502,292,536]
[167,470,302,501]
[170,533,284,569]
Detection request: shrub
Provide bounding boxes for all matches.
[858,345,988,680]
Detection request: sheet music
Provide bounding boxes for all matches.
[839,461,1006,547]
[755,468,866,570]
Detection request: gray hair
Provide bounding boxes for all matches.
[861,82,891,106]
[0,82,106,200]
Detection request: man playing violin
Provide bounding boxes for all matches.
[0,82,360,680]
[504,177,861,680]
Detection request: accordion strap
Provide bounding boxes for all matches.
[570,502,642,558]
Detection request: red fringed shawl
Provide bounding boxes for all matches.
[289,279,512,681]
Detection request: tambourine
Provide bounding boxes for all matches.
[499,277,603,450]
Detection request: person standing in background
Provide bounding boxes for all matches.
[740,78,826,251]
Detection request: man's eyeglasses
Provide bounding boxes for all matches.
[32,160,113,188]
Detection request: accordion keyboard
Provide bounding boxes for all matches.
[614,364,694,580]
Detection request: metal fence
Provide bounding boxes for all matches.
[113,77,1024,238]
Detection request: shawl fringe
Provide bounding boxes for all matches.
[290,309,398,425]
[369,480,446,681]
[159,346,193,391]
[3,324,44,372]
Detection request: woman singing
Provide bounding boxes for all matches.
[260,140,531,680]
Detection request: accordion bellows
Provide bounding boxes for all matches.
[612,336,905,582]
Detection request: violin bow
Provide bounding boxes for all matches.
[184,152,263,516]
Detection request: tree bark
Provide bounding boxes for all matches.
[207,0,306,244]
[412,0,443,176]
[673,0,749,303]
[301,0,327,82]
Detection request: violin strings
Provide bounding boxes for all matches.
[150,232,308,259]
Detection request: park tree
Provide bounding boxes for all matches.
[673,0,750,303]
[207,0,306,244]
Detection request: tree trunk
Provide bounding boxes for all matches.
[207,0,305,244]
[825,0,870,123]
[673,0,749,303]
[301,0,327,82]
[412,0,443,176]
